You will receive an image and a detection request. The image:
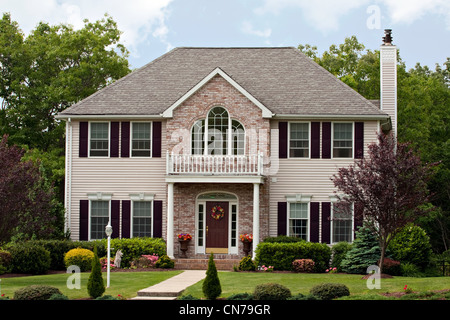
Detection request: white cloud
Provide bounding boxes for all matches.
[254,0,450,32]
[1,0,173,56]
[241,21,272,38]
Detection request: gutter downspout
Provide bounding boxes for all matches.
[64,118,73,236]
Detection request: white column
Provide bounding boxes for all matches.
[252,183,260,259]
[167,182,175,259]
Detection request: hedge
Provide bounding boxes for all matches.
[5,237,166,272]
[255,242,331,272]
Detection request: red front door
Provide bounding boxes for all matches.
[205,202,229,252]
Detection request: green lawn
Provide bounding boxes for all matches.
[1,270,449,300]
[0,270,182,299]
[181,272,450,299]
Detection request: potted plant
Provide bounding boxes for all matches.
[178,233,192,257]
[240,233,253,256]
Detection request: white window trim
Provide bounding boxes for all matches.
[286,197,311,241]
[288,122,311,159]
[130,121,153,158]
[88,121,110,158]
[131,198,154,238]
[331,121,354,159]
[330,201,355,244]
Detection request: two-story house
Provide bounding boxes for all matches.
[57,30,397,261]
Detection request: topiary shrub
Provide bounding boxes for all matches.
[64,247,94,272]
[310,283,350,300]
[9,243,51,275]
[202,253,222,300]
[388,224,432,268]
[292,259,315,273]
[253,283,291,300]
[14,285,62,300]
[155,255,175,268]
[238,256,256,271]
[87,246,105,299]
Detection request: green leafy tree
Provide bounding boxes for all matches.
[87,245,105,299]
[202,253,221,300]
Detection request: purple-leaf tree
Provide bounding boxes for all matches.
[331,132,435,274]
[0,135,55,243]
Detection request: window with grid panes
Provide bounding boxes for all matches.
[90,201,109,240]
[90,123,109,157]
[332,203,353,243]
[289,123,309,158]
[132,201,152,237]
[333,123,353,158]
[288,202,308,240]
[132,122,151,157]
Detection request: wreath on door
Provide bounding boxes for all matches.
[211,205,225,220]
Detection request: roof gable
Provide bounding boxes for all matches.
[162,67,273,118]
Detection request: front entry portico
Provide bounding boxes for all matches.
[165,176,263,259]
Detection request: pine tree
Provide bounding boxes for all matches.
[87,245,105,298]
[340,225,380,274]
[202,253,221,300]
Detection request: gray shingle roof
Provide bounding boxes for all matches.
[59,47,387,118]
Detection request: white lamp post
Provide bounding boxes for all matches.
[105,223,113,288]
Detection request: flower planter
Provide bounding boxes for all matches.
[179,239,190,257]
[243,241,251,256]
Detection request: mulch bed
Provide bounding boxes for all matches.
[0,268,177,278]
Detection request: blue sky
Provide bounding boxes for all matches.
[2,0,449,70]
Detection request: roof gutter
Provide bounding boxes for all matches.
[55,114,164,120]
[273,114,390,121]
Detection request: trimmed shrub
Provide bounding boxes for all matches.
[263,236,305,243]
[9,243,51,275]
[388,224,432,268]
[238,256,256,271]
[381,257,401,276]
[253,283,291,300]
[292,259,315,273]
[227,293,253,300]
[107,237,166,268]
[155,255,175,268]
[48,293,69,300]
[14,285,62,300]
[96,295,119,300]
[202,253,222,300]
[330,242,352,271]
[87,246,105,299]
[64,247,94,272]
[0,249,12,274]
[255,241,331,272]
[310,283,350,300]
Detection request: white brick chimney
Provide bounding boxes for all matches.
[380,29,397,135]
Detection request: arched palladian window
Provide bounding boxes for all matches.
[191,106,245,155]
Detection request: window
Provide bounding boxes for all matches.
[131,122,151,157]
[198,204,204,246]
[333,123,353,158]
[90,200,109,240]
[191,106,245,155]
[288,202,309,240]
[231,204,237,247]
[132,201,152,237]
[90,122,109,157]
[192,120,205,155]
[289,122,309,158]
[332,202,353,243]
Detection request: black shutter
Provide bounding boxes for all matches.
[311,122,320,159]
[322,122,331,159]
[321,202,331,244]
[122,200,131,238]
[279,122,288,159]
[110,122,120,157]
[79,200,89,241]
[111,200,120,238]
[153,200,163,238]
[121,122,130,158]
[79,122,88,158]
[152,121,162,158]
[310,202,320,242]
[355,122,364,159]
[277,202,287,236]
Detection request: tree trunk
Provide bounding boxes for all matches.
[378,240,386,275]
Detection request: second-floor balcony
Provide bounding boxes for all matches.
[166,152,264,176]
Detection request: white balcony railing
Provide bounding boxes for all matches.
[166,152,263,175]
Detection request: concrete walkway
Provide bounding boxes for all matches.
[131,270,206,300]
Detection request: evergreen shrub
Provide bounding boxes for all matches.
[238,256,256,271]
[14,285,62,300]
[202,253,221,300]
[253,283,291,300]
[310,283,350,300]
[9,243,51,275]
[155,255,175,268]
[64,247,94,272]
[87,246,105,299]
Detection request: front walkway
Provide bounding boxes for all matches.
[131,270,206,300]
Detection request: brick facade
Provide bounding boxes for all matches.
[166,75,271,258]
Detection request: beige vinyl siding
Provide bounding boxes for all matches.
[67,120,167,240]
[269,120,379,237]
